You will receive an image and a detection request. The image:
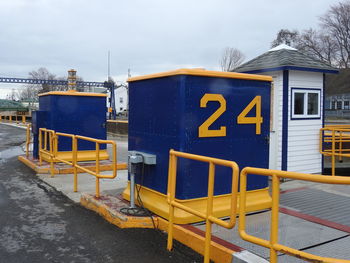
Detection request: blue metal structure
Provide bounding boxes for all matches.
[127,69,272,200]
[32,91,107,159]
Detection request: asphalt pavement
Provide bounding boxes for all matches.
[0,124,202,263]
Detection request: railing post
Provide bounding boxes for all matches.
[270,174,280,263]
[26,124,30,157]
[73,136,78,192]
[39,129,42,165]
[332,129,336,176]
[95,142,100,198]
[49,132,55,177]
[167,151,177,252]
[204,162,215,263]
[339,131,343,162]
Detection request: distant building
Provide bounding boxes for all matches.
[20,99,38,111]
[114,85,128,114]
[323,69,350,117]
[0,99,29,116]
[326,94,350,110]
[104,84,128,117]
[235,44,338,173]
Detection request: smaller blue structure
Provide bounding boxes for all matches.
[32,91,107,161]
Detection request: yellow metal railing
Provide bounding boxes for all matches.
[320,125,350,176]
[239,167,350,263]
[38,128,118,197]
[25,124,31,157]
[73,135,117,198]
[39,128,56,176]
[0,115,28,124]
[166,149,239,263]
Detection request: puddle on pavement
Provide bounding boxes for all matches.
[0,146,24,162]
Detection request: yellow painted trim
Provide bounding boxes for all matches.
[157,217,235,263]
[41,150,110,163]
[80,193,156,229]
[107,120,128,124]
[18,155,49,173]
[123,182,271,224]
[80,192,237,262]
[39,91,107,97]
[18,155,126,175]
[128,68,273,82]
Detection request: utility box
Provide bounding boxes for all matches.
[123,69,272,223]
[32,91,108,161]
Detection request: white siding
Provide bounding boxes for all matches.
[114,86,128,113]
[261,71,283,170]
[287,71,323,173]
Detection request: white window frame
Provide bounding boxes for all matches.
[291,88,321,119]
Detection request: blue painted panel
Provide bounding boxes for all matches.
[129,75,271,200]
[282,70,289,171]
[34,94,107,153]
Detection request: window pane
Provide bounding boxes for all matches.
[307,93,319,115]
[294,93,304,115]
[332,101,336,109]
[337,101,342,110]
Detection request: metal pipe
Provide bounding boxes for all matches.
[130,172,135,208]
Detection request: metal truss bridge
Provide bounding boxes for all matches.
[0,77,105,87]
[0,76,118,119]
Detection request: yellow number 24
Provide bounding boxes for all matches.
[237,95,263,135]
[198,94,263,137]
[198,94,227,137]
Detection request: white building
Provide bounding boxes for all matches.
[114,85,128,114]
[235,44,338,173]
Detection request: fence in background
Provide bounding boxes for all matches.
[320,125,350,176]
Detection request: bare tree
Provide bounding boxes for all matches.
[6,88,18,101]
[271,29,300,48]
[17,67,85,101]
[298,28,338,66]
[320,0,350,68]
[220,47,245,71]
[271,1,350,68]
[28,67,57,94]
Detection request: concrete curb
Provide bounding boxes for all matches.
[0,122,28,129]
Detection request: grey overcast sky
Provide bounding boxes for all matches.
[0,0,342,97]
